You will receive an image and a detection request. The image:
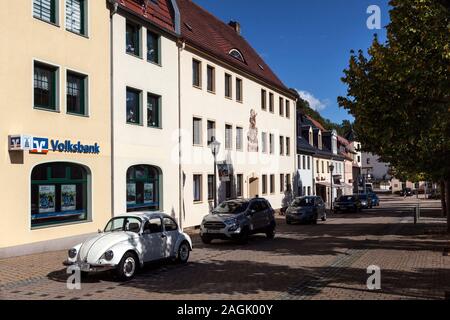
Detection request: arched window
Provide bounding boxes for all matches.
[229,49,245,63]
[126,165,161,212]
[31,162,90,228]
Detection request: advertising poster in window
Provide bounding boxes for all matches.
[61,185,77,212]
[127,183,136,206]
[39,185,56,214]
[218,162,231,182]
[144,183,154,204]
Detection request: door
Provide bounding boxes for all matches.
[317,197,326,218]
[163,217,179,258]
[250,200,267,231]
[257,200,271,228]
[247,200,261,231]
[142,218,165,262]
[249,177,259,198]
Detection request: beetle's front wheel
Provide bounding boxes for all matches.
[116,252,138,281]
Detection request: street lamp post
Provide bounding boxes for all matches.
[209,137,221,209]
[329,163,335,211]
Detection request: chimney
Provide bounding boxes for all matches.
[228,21,241,34]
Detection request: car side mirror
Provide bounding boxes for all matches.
[98,229,103,234]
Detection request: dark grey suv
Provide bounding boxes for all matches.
[200,198,276,244]
[286,196,327,224]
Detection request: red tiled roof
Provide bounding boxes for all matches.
[177,0,292,96]
[118,0,293,96]
[337,135,350,146]
[305,115,326,131]
[120,0,175,33]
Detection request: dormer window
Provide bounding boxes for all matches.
[318,132,322,150]
[229,49,245,63]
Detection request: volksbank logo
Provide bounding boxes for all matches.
[26,137,100,155]
[31,137,49,154]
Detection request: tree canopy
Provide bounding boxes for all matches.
[338,0,450,182]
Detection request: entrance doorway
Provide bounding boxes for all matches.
[316,184,327,203]
[249,177,259,198]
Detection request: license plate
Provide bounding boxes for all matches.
[80,263,90,272]
[206,229,220,234]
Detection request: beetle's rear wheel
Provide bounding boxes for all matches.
[177,242,190,264]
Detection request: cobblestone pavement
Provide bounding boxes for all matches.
[1,195,449,300]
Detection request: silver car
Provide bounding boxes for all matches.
[64,212,193,281]
[200,198,276,244]
[286,196,327,225]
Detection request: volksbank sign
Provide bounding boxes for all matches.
[50,140,100,154]
[8,135,100,155]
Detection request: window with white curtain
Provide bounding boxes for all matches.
[193,118,202,145]
[225,124,233,149]
[66,0,86,35]
[236,127,243,151]
[193,175,202,202]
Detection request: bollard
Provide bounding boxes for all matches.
[413,204,420,224]
[414,206,417,225]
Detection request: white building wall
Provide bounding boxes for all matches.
[112,14,180,220]
[362,152,391,181]
[179,48,296,227]
[296,154,314,197]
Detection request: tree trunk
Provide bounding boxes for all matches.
[446,179,450,233]
[441,180,447,217]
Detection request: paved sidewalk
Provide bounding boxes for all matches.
[1,195,449,300]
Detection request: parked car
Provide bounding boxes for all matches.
[400,188,413,197]
[286,196,327,225]
[333,195,362,213]
[368,193,380,207]
[358,194,373,209]
[200,198,276,244]
[64,213,192,281]
[427,189,441,200]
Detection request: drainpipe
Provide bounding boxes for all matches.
[169,0,183,229]
[177,39,185,229]
[109,0,118,218]
[178,43,182,229]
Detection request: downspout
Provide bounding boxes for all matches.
[177,41,183,229]
[294,98,298,197]
[312,154,315,196]
[109,0,118,218]
[170,0,183,229]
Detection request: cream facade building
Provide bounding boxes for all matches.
[110,0,182,225]
[0,0,297,257]
[110,0,297,228]
[0,0,111,257]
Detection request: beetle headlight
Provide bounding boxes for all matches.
[68,248,77,259]
[104,250,114,261]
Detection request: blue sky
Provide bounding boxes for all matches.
[195,0,391,124]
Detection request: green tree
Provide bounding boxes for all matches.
[338,0,450,229]
[296,96,353,136]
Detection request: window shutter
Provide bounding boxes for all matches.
[34,0,54,23]
[66,0,83,34]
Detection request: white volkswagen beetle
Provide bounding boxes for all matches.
[64,212,193,281]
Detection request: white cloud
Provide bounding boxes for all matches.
[297,90,329,111]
